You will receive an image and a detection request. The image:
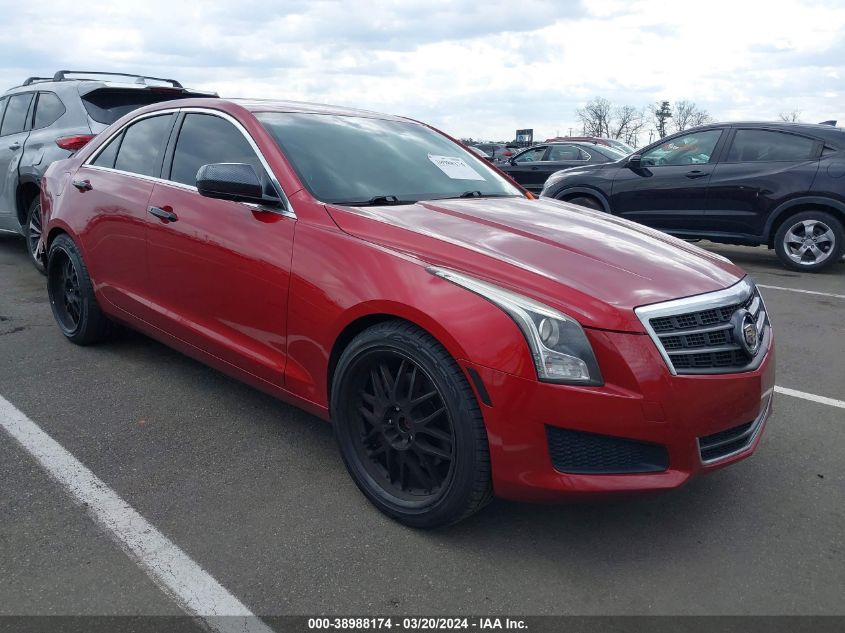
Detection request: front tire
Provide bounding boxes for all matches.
[774,211,844,272]
[562,195,603,211]
[47,234,110,345]
[331,321,492,528]
[25,198,46,274]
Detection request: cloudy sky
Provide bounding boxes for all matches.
[2,0,844,143]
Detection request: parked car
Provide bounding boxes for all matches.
[542,122,845,271]
[0,70,215,272]
[41,98,774,527]
[471,143,517,162]
[545,136,636,154]
[498,142,623,193]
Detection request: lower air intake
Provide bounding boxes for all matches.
[546,426,669,474]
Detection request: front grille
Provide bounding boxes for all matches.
[546,426,669,474]
[636,279,770,375]
[698,395,772,463]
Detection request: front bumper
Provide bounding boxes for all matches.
[463,329,776,503]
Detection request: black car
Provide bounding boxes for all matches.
[499,142,625,194]
[541,122,845,272]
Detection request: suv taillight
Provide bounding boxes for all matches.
[56,135,95,151]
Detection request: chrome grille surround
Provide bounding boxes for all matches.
[697,392,772,464]
[635,278,771,375]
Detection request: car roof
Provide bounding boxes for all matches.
[233,98,407,121]
[679,120,845,144]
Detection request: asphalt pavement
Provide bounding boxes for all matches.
[0,233,843,623]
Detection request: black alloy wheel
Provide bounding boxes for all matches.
[332,321,492,528]
[47,234,109,345]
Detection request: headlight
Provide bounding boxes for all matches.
[428,267,603,386]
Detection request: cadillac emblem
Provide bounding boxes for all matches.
[733,310,760,356]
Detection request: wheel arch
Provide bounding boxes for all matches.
[765,197,845,246]
[16,177,41,227]
[550,186,611,212]
[326,305,475,410]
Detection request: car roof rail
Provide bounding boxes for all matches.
[22,76,53,86]
[51,70,184,89]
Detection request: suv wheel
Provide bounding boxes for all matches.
[331,321,492,528]
[774,211,844,272]
[26,198,46,275]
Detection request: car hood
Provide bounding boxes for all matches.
[326,196,744,332]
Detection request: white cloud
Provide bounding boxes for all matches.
[2,0,844,143]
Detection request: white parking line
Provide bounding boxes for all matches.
[758,284,845,300]
[775,386,845,410]
[0,394,274,633]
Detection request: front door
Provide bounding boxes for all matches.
[504,145,550,192]
[145,111,295,386]
[611,129,724,233]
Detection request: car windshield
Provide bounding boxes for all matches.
[256,112,522,204]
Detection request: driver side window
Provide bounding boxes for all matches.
[641,130,722,167]
[514,147,547,164]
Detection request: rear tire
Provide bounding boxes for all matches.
[774,210,844,272]
[25,198,46,275]
[563,195,603,211]
[331,321,492,528]
[47,234,110,345]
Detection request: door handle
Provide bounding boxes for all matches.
[685,170,708,179]
[8,142,21,151]
[148,206,178,222]
[530,166,540,170]
[71,178,92,191]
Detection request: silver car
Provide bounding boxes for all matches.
[0,70,215,271]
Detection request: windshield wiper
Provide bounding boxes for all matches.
[333,195,416,206]
[436,191,523,200]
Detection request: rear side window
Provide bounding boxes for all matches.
[0,98,7,127]
[91,132,123,169]
[0,93,34,136]
[113,114,174,177]
[725,129,817,162]
[82,89,186,125]
[33,92,65,129]
[169,113,263,186]
[548,145,588,161]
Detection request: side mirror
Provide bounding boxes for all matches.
[626,154,642,169]
[196,163,278,206]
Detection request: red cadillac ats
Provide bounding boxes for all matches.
[40,99,775,527]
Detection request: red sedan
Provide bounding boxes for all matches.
[39,98,775,527]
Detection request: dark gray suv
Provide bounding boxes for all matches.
[0,70,215,271]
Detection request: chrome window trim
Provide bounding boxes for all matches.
[84,106,296,219]
[634,277,771,375]
[697,392,772,465]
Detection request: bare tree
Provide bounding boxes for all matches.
[611,105,647,146]
[673,101,713,132]
[576,97,613,137]
[778,110,802,122]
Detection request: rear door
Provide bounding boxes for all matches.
[705,128,821,237]
[74,112,176,315]
[0,92,34,230]
[610,128,725,233]
[145,111,295,385]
